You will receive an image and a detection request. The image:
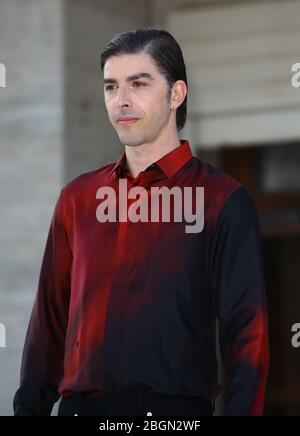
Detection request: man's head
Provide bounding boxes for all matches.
[100,27,188,147]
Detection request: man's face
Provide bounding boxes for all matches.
[103,52,173,147]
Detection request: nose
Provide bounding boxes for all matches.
[115,86,131,108]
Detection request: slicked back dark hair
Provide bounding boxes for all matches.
[100,27,188,131]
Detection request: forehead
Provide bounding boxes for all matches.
[103,52,161,80]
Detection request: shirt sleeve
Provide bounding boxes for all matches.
[210,186,269,416]
[13,190,72,416]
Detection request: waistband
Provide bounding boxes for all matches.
[59,391,214,416]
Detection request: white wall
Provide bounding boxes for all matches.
[0,0,63,416]
[167,0,300,148]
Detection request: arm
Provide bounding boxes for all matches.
[210,186,269,416]
[13,190,72,416]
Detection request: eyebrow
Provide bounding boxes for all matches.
[103,72,155,85]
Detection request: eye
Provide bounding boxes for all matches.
[132,81,146,88]
[104,85,116,92]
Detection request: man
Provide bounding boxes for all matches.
[14,27,269,416]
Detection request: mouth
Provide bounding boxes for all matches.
[117,117,140,125]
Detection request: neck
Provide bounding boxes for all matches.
[124,134,181,179]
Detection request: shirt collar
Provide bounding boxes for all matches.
[105,139,193,180]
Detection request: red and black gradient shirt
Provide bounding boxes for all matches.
[14,139,269,416]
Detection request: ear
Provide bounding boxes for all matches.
[171,80,187,110]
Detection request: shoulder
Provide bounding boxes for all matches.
[62,162,115,194]
[218,185,259,229]
[54,162,116,224]
[191,157,250,228]
[192,156,242,208]
[60,162,115,198]
[191,157,259,233]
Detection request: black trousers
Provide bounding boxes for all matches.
[58,392,214,416]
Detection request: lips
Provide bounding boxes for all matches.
[117,117,140,125]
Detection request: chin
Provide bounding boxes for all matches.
[118,134,146,147]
